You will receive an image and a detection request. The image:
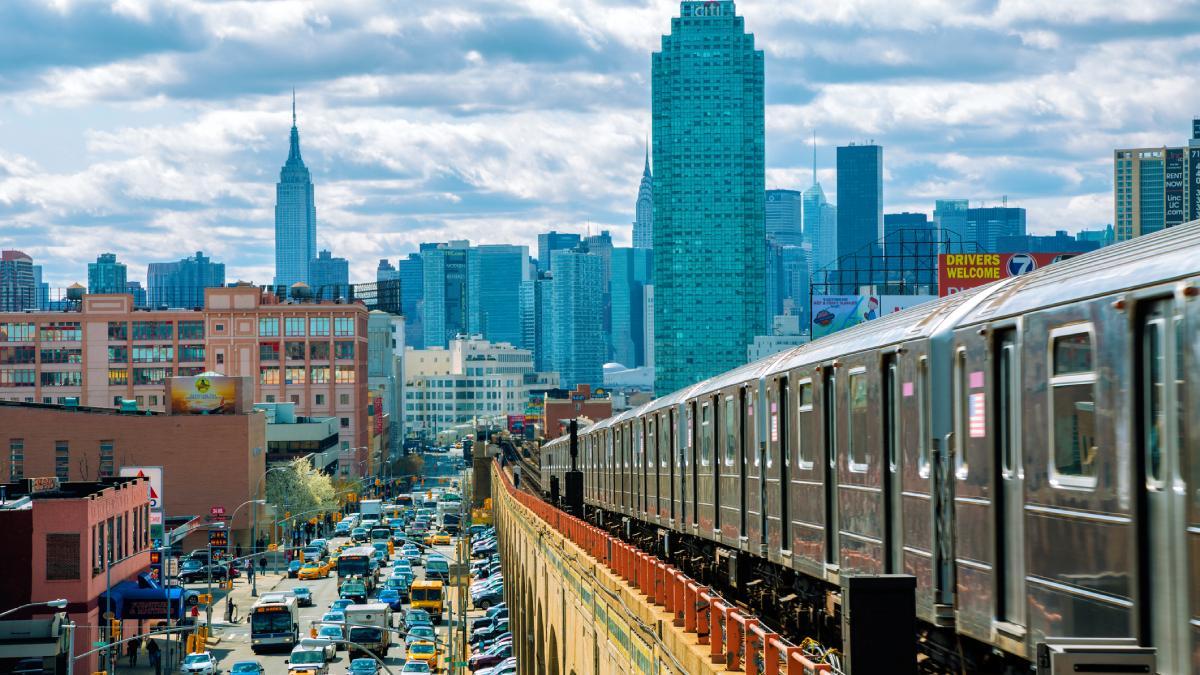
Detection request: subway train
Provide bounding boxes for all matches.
[540,220,1200,673]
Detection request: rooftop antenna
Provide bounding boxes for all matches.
[292,88,296,126]
[812,129,817,186]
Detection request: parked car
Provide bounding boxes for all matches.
[179,565,231,584]
[288,560,303,578]
[469,642,513,671]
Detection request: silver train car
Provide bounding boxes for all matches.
[540,220,1200,673]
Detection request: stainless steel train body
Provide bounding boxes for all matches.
[539,220,1200,673]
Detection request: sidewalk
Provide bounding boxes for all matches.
[99,570,288,674]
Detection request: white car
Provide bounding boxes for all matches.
[400,661,432,674]
[181,652,219,674]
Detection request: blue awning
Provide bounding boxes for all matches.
[97,573,195,620]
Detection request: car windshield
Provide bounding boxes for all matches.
[410,626,435,638]
[231,664,260,673]
[349,627,383,642]
[291,650,323,664]
[295,588,310,595]
[410,643,436,655]
[401,663,430,673]
[319,626,342,637]
[251,611,292,634]
[184,654,209,664]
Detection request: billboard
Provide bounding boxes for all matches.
[811,295,937,338]
[507,415,525,433]
[1165,147,1186,227]
[938,253,1079,297]
[1190,148,1200,221]
[166,374,244,415]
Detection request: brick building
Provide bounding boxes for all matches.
[0,401,267,552]
[0,286,368,467]
[0,476,151,674]
[541,384,613,440]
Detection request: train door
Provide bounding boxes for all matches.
[698,398,716,535]
[647,416,658,523]
[718,390,742,545]
[765,376,790,561]
[883,354,902,574]
[744,384,765,550]
[659,412,672,523]
[740,386,750,543]
[1138,299,1189,674]
[823,366,839,568]
[667,410,676,524]
[993,328,1025,628]
[680,404,691,530]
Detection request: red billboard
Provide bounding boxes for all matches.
[507,415,525,433]
[938,252,1081,296]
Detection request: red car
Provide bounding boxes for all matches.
[469,642,512,671]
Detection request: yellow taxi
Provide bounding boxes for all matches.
[297,561,330,580]
[407,640,439,669]
[424,532,452,547]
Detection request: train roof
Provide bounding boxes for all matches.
[958,218,1200,324]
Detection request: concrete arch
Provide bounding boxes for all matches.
[548,626,561,675]
[536,602,546,675]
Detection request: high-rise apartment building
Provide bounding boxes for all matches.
[0,251,36,312]
[802,183,837,273]
[519,272,554,371]
[933,199,969,247]
[87,253,127,295]
[966,206,1026,252]
[398,253,424,350]
[836,143,884,265]
[309,249,350,300]
[1114,119,1200,241]
[147,251,225,309]
[536,231,581,274]
[610,248,653,368]
[550,249,604,388]
[422,242,470,348]
[274,99,317,288]
[125,281,147,308]
[652,0,765,394]
[468,244,529,348]
[766,189,804,247]
[633,149,654,249]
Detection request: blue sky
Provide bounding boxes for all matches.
[1,0,1197,288]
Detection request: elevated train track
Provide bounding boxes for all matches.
[537,221,1200,674]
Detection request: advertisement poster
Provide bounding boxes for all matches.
[1165,148,1186,226]
[811,295,938,337]
[507,415,525,433]
[167,374,241,414]
[120,466,164,537]
[937,253,1080,296]
[1190,148,1200,221]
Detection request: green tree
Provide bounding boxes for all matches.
[265,458,338,522]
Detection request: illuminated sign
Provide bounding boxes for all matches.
[167,375,242,415]
[255,605,288,613]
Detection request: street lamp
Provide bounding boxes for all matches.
[0,598,68,620]
[224,498,265,597]
[253,465,293,596]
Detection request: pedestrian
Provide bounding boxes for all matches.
[127,637,138,667]
[146,639,161,675]
[235,543,243,560]
[259,556,267,574]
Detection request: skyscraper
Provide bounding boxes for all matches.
[87,253,127,295]
[967,206,1026,252]
[536,231,581,274]
[934,199,969,251]
[766,189,803,247]
[803,182,837,273]
[422,242,470,348]
[835,143,883,267]
[0,250,36,312]
[468,244,529,348]
[550,249,604,388]
[519,272,554,370]
[274,95,317,288]
[376,259,399,283]
[125,281,147,308]
[399,253,424,350]
[652,0,765,394]
[633,146,654,249]
[610,247,653,368]
[147,251,225,309]
[1113,120,1199,241]
[309,249,350,299]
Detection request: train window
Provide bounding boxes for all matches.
[918,357,930,477]
[700,402,712,467]
[1143,319,1165,485]
[659,414,670,468]
[954,348,970,479]
[647,418,657,475]
[724,396,737,466]
[1050,325,1098,485]
[887,362,899,472]
[848,368,869,472]
[796,380,814,469]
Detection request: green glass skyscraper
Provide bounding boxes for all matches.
[652,0,765,395]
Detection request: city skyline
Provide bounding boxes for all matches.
[1,1,1193,287]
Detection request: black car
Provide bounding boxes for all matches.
[178,564,231,584]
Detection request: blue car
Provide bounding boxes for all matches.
[287,560,302,578]
[377,588,403,611]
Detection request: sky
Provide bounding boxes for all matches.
[1,0,1198,288]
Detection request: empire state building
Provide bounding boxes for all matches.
[274,94,317,288]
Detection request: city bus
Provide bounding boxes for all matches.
[249,594,299,653]
[336,546,376,578]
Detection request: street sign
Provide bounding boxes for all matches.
[210,506,225,516]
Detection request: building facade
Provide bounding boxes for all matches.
[766,189,804,247]
[652,0,765,394]
[836,143,884,265]
[147,250,225,309]
[309,249,350,300]
[633,150,654,249]
[967,206,1027,252]
[422,242,470,349]
[86,254,127,295]
[609,247,652,368]
[519,273,554,371]
[366,310,405,457]
[550,249,605,389]
[398,253,424,350]
[274,104,317,288]
[0,250,36,312]
[0,287,369,457]
[536,231,581,274]
[468,244,529,349]
[802,183,837,273]
[1113,120,1200,241]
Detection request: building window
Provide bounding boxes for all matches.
[340,417,349,428]
[260,366,280,385]
[309,341,330,360]
[309,317,330,336]
[285,342,306,361]
[178,320,204,340]
[178,345,205,362]
[9,439,23,480]
[214,323,225,332]
[285,367,306,385]
[177,366,204,376]
[92,525,99,573]
[334,341,354,359]
[149,395,158,406]
[132,368,170,385]
[339,394,350,406]
[131,321,172,341]
[0,323,36,342]
[335,365,356,384]
[315,394,325,405]
[216,352,224,365]
[285,317,306,337]
[0,346,35,364]
[41,371,83,387]
[334,317,354,336]
[41,348,82,364]
[265,395,275,402]
[40,321,82,341]
[108,346,128,363]
[289,395,299,404]
[55,441,69,480]
[46,533,81,581]
[0,369,36,387]
[257,342,280,363]
[99,441,114,478]
[258,318,279,337]
[311,366,329,384]
[1051,326,1098,484]
[132,345,174,363]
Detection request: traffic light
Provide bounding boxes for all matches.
[110,619,121,640]
[197,594,212,606]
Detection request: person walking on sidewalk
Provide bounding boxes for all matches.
[126,638,139,668]
[146,638,161,675]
